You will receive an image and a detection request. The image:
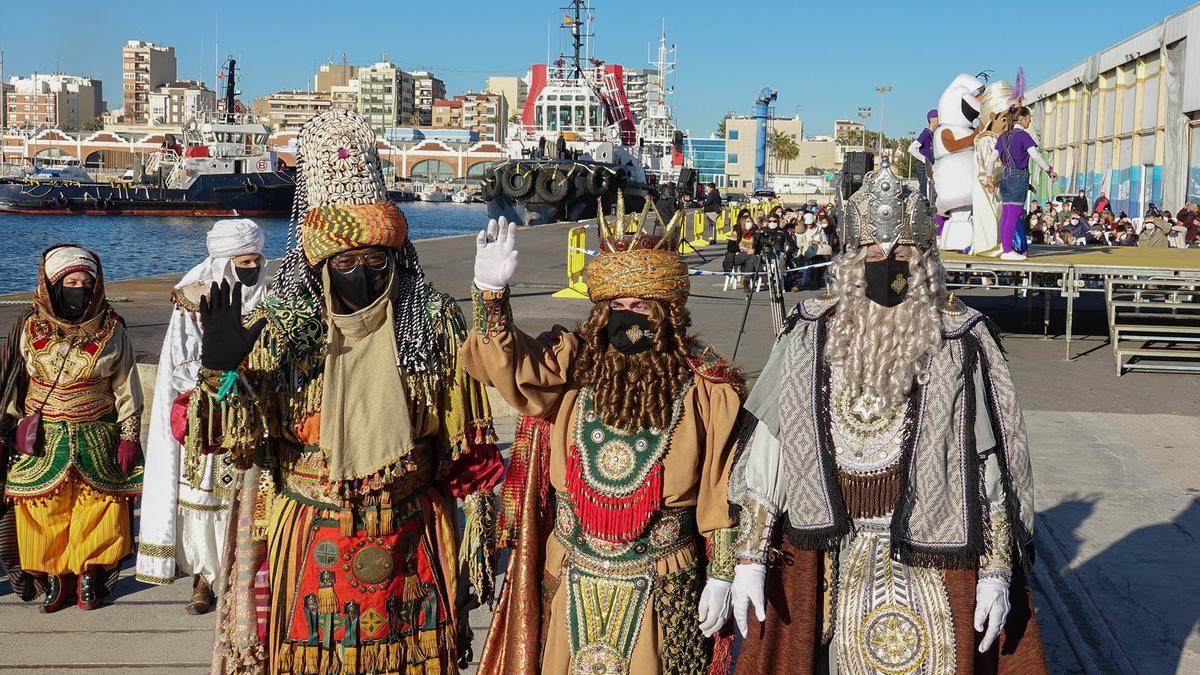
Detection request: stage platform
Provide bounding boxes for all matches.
[938,245,1200,359]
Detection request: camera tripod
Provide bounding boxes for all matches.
[732,245,787,362]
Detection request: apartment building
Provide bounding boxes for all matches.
[409,71,446,126]
[460,91,507,142]
[431,98,462,128]
[147,80,215,126]
[122,41,177,124]
[5,73,104,129]
[254,90,331,130]
[484,75,529,120]
[315,62,358,92]
[356,61,415,134]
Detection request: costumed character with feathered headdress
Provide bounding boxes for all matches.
[464,196,745,675]
[193,108,503,674]
[727,158,1049,674]
[969,79,1014,258]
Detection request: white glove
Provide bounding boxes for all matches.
[473,217,518,291]
[730,562,767,638]
[697,578,732,637]
[974,577,1011,653]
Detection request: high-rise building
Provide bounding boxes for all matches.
[122,41,177,124]
[255,90,333,130]
[356,61,415,134]
[409,71,445,126]
[147,80,215,126]
[4,73,104,129]
[315,61,358,92]
[484,75,528,121]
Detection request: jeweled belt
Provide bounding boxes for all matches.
[26,376,114,422]
[554,491,697,574]
[278,437,436,511]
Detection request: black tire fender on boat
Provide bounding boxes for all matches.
[601,168,626,193]
[480,172,501,200]
[99,197,112,211]
[534,166,572,202]
[244,182,259,194]
[575,169,605,196]
[499,165,534,199]
[54,194,68,208]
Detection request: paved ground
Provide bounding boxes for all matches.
[2,220,1199,672]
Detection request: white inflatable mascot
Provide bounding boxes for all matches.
[934,73,985,251]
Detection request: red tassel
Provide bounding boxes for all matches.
[565,444,663,543]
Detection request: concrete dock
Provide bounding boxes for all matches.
[1,220,1198,673]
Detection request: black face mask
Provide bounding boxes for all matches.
[605,309,655,355]
[51,283,93,321]
[863,257,910,308]
[329,263,391,312]
[235,265,261,287]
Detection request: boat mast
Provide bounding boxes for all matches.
[561,0,589,80]
[223,58,237,121]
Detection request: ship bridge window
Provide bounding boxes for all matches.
[536,106,544,127]
[574,106,586,130]
[558,106,572,131]
[590,105,601,128]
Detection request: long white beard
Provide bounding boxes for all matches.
[826,248,946,411]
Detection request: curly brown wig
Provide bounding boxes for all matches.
[571,301,695,431]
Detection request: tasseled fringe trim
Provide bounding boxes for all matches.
[221,644,267,674]
[785,524,849,553]
[317,585,339,614]
[564,444,663,544]
[837,465,903,520]
[5,474,137,505]
[276,629,454,674]
[459,490,497,605]
[891,543,983,571]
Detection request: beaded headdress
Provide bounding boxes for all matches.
[839,156,935,255]
[587,191,690,304]
[294,109,408,265]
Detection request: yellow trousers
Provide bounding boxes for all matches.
[13,478,131,575]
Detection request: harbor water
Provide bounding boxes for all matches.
[0,202,487,294]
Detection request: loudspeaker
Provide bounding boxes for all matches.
[678,167,698,197]
[840,151,874,199]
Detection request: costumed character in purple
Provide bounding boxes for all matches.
[988,105,1056,261]
[907,109,939,213]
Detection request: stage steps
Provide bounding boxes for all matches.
[1106,277,1200,375]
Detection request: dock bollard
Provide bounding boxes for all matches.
[552,225,590,299]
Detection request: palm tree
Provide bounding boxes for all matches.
[768,130,801,174]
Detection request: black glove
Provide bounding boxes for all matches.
[199,280,267,371]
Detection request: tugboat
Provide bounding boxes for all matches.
[0,59,295,216]
[483,1,682,225]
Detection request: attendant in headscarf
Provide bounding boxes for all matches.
[1,245,143,612]
[136,219,266,615]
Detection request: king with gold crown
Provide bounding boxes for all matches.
[462,196,745,675]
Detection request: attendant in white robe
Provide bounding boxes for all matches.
[135,219,267,614]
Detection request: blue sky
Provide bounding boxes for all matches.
[2,0,1193,137]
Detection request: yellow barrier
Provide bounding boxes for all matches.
[688,210,710,248]
[552,225,590,299]
[713,207,733,242]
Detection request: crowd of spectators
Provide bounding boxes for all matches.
[1025,193,1200,249]
[722,202,837,291]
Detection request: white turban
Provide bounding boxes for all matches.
[44,246,99,284]
[177,219,268,312]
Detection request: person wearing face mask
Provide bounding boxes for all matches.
[464,203,745,675]
[0,245,143,612]
[136,219,267,615]
[727,159,1046,673]
[189,110,501,673]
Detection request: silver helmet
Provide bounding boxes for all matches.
[840,156,935,255]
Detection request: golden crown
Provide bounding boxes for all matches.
[596,190,686,253]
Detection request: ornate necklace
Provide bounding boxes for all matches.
[564,383,688,544]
